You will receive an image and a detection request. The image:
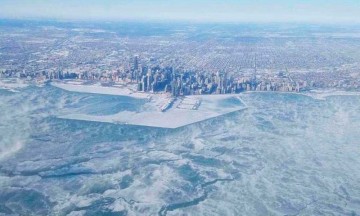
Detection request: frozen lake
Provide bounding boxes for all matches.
[0,84,360,215]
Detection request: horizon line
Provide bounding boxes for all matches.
[1,17,360,26]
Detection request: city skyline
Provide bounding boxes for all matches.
[1,0,360,24]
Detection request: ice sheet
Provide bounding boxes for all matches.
[52,81,150,99]
[58,95,246,128]
[53,81,247,128]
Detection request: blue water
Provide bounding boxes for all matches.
[0,85,360,215]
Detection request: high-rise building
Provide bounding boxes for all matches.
[146,69,153,92]
[141,75,147,92]
[133,55,139,71]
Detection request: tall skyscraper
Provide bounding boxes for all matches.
[146,69,153,92]
[133,55,139,71]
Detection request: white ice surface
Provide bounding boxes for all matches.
[305,89,360,100]
[58,94,246,128]
[51,81,150,99]
[244,89,360,101]
[1,87,360,215]
[0,78,28,91]
[53,82,246,128]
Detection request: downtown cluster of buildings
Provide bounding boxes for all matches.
[130,56,305,96]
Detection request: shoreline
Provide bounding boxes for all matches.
[2,78,359,101]
[3,79,360,129]
[50,80,360,101]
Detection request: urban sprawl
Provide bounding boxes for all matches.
[1,21,360,96]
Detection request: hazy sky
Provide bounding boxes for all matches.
[0,0,360,23]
